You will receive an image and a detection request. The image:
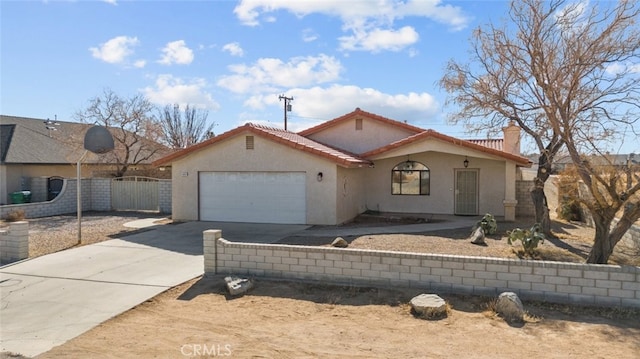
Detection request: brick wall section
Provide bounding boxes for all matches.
[516,180,535,217]
[0,180,78,218]
[158,180,172,214]
[1,178,173,218]
[203,231,640,308]
[0,221,29,264]
[90,178,112,211]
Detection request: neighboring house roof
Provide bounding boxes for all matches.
[0,124,15,162]
[299,107,425,137]
[0,116,82,164]
[154,123,372,168]
[361,129,531,166]
[0,115,168,165]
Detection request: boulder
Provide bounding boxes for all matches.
[225,276,253,296]
[331,237,349,248]
[410,294,447,319]
[496,292,525,321]
[469,226,486,246]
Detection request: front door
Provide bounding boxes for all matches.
[455,169,479,215]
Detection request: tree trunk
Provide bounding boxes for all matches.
[587,212,636,264]
[531,162,553,238]
[586,215,615,264]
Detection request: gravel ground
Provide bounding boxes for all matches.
[2,211,167,260]
[280,217,640,266]
[2,212,637,265]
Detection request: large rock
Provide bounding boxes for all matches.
[469,226,486,246]
[225,276,253,296]
[331,237,349,248]
[410,294,447,319]
[496,292,525,321]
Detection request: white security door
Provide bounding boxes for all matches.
[199,172,306,224]
[454,169,479,215]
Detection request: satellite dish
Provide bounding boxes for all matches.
[84,126,114,154]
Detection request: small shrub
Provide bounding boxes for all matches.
[508,223,545,257]
[3,209,26,222]
[473,213,497,235]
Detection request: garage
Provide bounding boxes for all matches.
[199,171,307,224]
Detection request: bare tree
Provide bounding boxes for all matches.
[75,89,166,177]
[156,104,214,149]
[440,0,640,263]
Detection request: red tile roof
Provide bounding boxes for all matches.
[361,129,530,165]
[298,107,425,136]
[468,138,503,151]
[153,109,530,168]
[153,123,372,168]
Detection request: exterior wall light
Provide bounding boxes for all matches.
[463,157,469,168]
[317,172,323,182]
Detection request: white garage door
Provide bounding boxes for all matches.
[199,172,306,224]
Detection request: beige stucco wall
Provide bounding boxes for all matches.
[170,131,343,225]
[306,115,417,154]
[365,152,507,216]
[335,166,368,224]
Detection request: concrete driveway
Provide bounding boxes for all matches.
[0,220,307,357]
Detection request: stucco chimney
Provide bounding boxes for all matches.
[502,120,521,155]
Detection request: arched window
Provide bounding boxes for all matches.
[391,161,430,195]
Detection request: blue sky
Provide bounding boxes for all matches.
[1,0,637,154]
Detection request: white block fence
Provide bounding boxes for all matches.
[0,221,29,264]
[204,230,640,309]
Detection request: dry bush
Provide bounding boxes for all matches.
[3,209,26,222]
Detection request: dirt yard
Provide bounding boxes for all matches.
[36,277,640,358]
[2,213,638,358]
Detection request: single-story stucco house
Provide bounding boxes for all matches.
[154,108,531,225]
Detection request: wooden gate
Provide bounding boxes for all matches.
[111,176,160,211]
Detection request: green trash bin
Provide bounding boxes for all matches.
[22,191,32,203]
[10,192,24,204]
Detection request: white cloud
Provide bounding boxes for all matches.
[234,0,469,52]
[222,42,245,57]
[339,26,419,52]
[103,0,118,5]
[89,36,139,64]
[302,28,318,42]
[217,54,343,93]
[244,84,439,131]
[142,74,220,110]
[133,60,146,68]
[158,40,194,65]
[605,62,640,76]
[555,0,590,38]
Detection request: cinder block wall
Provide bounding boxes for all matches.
[203,231,640,308]
[0,221,29,264]
[159,180,172,214]
[90,178,111,211]
[516,180,535,217]
[1,178,173,218]
[0,180,80,218]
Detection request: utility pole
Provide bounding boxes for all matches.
[278,94,293,131]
